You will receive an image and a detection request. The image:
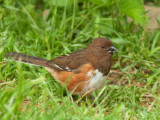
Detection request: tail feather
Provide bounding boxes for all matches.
[5,52,49,67]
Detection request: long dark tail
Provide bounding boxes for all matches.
[5,52,49,67]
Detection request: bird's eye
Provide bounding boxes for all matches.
[101,45,105,48]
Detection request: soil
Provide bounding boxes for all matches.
[145,5,160,29]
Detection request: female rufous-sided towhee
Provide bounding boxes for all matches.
[5,37,117,95]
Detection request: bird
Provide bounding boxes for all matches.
[5,37,117,95]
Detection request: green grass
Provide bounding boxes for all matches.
[0,0,160,119]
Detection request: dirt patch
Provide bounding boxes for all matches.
[145,5,160,29]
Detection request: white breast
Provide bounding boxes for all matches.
[80,69,107,95]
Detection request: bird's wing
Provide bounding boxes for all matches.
[47,49,88,72]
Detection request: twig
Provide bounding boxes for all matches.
[0,61,7,64]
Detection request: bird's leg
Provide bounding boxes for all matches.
[70,95,74,102]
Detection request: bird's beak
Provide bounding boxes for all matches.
[107,46,117,54]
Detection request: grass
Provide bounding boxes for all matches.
[0,0,160,119]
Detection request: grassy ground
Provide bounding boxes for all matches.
[0,0,160,119]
